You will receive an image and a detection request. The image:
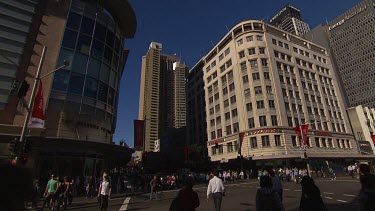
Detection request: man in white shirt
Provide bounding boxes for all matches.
[207,171,225,211]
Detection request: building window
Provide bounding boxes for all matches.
[336,139,341,148]
[262,136,270,147]
[346,140,351,148]
[226,59,232,68]
[219,53,224,61]
[264,72,270,80]
[271,115,278,126]
[244,88,251,98]
[240,62,247,71]
[227,142,233,152]
[225,112,230,120]
[226,125,232,135]
[250,59,258,67]
[269,100,275,108]
[246,103,253,111]
[233,122,239,133]
[239,50,245,58]
[224,48,230,56]
[266,86,272,94]
[220,65,225,72]
[251,137,257,148]
[259,116,267,126]
[232,109,238,117]
[248,118,255,128]
[230,95,236,104]
[211,131,216,139]
[256,100,265,109]
[259,47,265,54]
[224,99,229,107]
[223,87,228,95]
[261,59,268,67]
[275,135,281,146]
[243,75,249,83]
[248,48,256,55]
[255,86,262,94]
[272,39,277,45]
[237,39,243,46]
[288,117,293,127]
[229,83,235,91]
[246,36,253,42]
[315,138,320,147]
[211,147,216,155]
[252,73,260,81]
[256,35,263,41]
[218,145,223,154]
[292,136,298,147]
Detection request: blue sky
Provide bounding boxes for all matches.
[113,0,362,146]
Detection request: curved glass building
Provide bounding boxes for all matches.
[0,0,136,177]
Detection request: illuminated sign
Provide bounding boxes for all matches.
[247,128,283,135]
[328,6,366,31]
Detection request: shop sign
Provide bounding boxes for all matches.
[208,139,223,146]
[246,128,283,136]
[313,131,331,136]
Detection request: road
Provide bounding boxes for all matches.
[35,179,361,211]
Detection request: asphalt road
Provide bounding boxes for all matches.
[35,179,362,211]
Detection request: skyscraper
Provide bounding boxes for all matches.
[139,42,187,152]
[0,0,136,177]
[190,20,369,166]
[269,5,310,36]
[307,0,375,108]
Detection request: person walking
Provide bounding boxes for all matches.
[299,176,326,211]
[86,176,94,199]
[42,174,58,211]
[269,170,283,202]
[358,164,375,211]
[207,171,225,211]
[169,176,200,211]
[31,179,41,210]
[255,176,284,211]
[98,173,111,211]
[149,175,159,200]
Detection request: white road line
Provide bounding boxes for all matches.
[343,194,356,197]
[294,190,302,192]
[119,197,131,211]
[284,189,290,191]
[324,197,333,200]
[337,199,348,203]
[323,192,334,195]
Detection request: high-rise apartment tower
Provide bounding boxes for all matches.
[269,5,310,36]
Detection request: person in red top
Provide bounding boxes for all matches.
[170,176,200,211]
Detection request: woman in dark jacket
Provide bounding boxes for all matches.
[170,176,200,211]
[300,176,326,211]
[256,176,284,211]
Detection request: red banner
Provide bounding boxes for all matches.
[238,132,245,154]
[29,81,45,128]
[134,120,145,151]
[371,135,375,146]
[294,124,309,146]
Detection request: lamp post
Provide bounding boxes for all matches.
[15,46,69,164]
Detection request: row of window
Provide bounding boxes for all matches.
[211,136,352,155]
[271,38,327,64]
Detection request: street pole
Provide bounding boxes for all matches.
[16,46,46,163]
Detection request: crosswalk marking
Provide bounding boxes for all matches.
[337,199,347,203]
[323,192,334,195]
[324,197,333,200]
[119,197,131,211]
[343,194,355,197]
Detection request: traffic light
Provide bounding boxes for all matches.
[17,80,30,98]
[22,139,32,154]
[8,138,19,155]
[19,155,28,165]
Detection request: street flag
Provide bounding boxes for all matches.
[293,124,309,146]
[134,120,145,151]
[29,81,45,128]
[371,135,375,146]
[238,132,245,154]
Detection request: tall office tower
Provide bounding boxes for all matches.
[0,0,136,177]
[193,20,369,166]
[269,5,310,36]
[186,60,208,152]
[325,0,375,108]
[139,42,187,152]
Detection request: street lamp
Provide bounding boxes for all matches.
[15,46,69,164]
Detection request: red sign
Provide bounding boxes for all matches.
[294,124,309,146]
[29,81,45,128]
[371,135,375,145]
[314,131,331,136]
[238,132,245,154]
[134,120,145,151]
[208,139,223,146]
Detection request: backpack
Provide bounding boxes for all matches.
[169,196,182,211]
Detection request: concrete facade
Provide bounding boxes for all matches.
[192,20,366,163]
[138,42,187,152]
[347,105,375,154]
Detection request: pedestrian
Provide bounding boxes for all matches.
[358,164,375,211]
[299,176,326,211]
[149,175,159,200]
[256,175,284,211]
[169,176,200,211]
[86,176,94,198]
[42,174,58,210]
[207,171,225,211]
[31,179,41,210]
[240,171,244,181]
[98,173,111,211]
[269,170,283,202]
